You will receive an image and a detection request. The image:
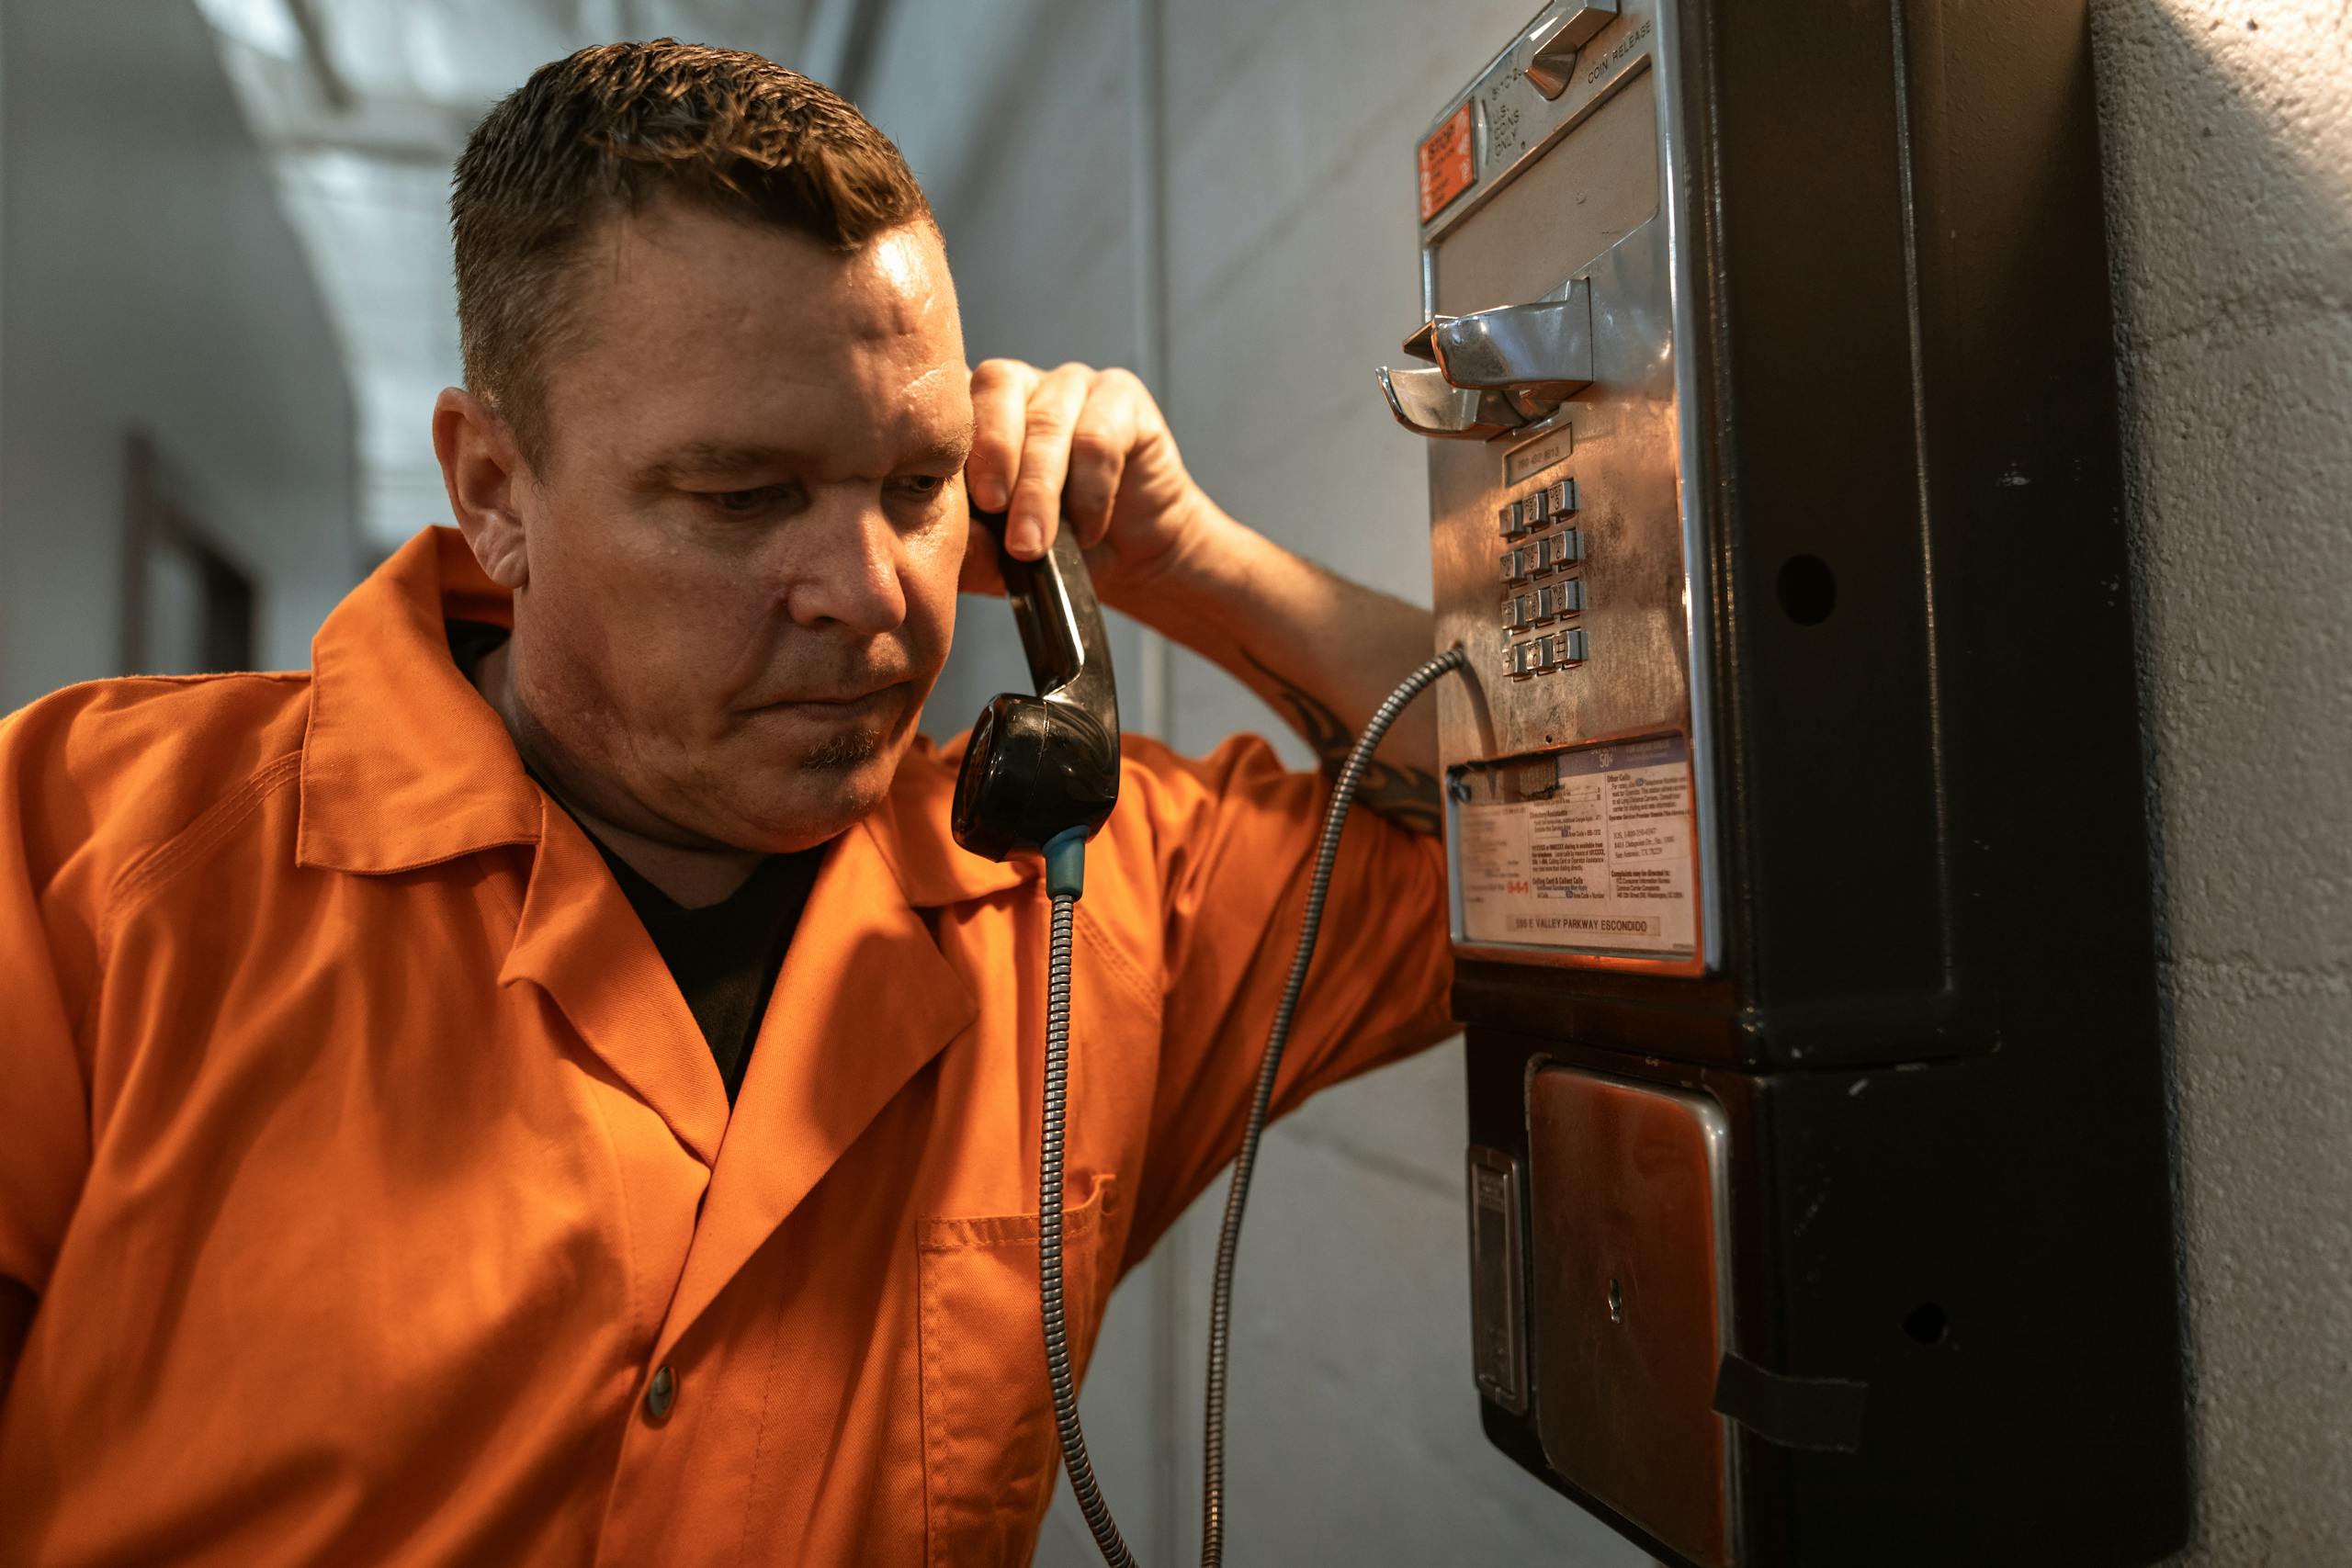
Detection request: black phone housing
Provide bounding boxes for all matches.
[1396,4,2189,1564]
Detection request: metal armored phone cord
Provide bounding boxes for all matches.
[1039,829,1138,1567]
[1035,646,1466,1568]
[1197,644,1464,1567]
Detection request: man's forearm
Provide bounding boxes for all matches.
[1122,504,1445,833]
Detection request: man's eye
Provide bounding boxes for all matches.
[702,485,789,516]
[899,474,947,499]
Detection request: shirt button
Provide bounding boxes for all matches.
[644,1364,677,1422]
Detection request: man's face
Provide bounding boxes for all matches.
[504,202,971,854]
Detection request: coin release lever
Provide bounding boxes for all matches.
[1526,2,1621,99]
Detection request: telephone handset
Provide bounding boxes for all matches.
[950,507,1121,863]
[956,499,1462,1565]
[955,504,1135,1559]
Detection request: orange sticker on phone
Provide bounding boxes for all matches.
[1419,101,1476,222]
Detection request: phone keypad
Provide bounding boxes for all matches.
[1502,629,1588,679]
[1496,475,1587,679]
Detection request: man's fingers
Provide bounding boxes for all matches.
[1004,363,1093,558]
[969,358,1160,559]
[965,358,1035,514]
[1062,377,1141,549]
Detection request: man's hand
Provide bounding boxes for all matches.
[960,358,1210,605]
[958,356,1447,834]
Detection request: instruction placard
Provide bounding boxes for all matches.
[1453,734,1697,957]
[1418,101,1476,221]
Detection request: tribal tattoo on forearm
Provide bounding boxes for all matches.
[1242,651,1444,836]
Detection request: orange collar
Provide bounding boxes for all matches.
[295,525,1026,906]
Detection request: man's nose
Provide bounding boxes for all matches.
[782,491,908,635]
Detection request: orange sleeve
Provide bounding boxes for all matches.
[0,676,304,1318]
[1108,732,1456,1262]
[0,698,102,1308]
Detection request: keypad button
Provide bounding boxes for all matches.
[1554,578,1584,615]
[1556,628,1589,665]
[1498,500,1527,538]
[1552,529,1582,566]
[1525,488,1548,523]
[1546,479,1577,517]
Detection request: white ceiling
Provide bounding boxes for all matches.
[193,0,858,554]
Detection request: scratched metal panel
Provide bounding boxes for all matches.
[1408,0,1718,974]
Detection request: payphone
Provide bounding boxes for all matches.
[1380,2,2188,1564]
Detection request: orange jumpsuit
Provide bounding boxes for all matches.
[0,527,1455,1565]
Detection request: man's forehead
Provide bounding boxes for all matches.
[588,200,958,341]
[544,202,971,468]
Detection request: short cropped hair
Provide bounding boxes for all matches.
[451,39,933,463]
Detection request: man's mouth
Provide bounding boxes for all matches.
[751,683,907,719]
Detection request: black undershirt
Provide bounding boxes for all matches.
[447,621,820,1103]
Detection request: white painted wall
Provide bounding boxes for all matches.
[0,0,356,711]
[2091,3,2352,1561]
[869,0,2352,1563]
[867,6,1194,1559]
[1146,2,1655,1562]
[865,2,1644,1562]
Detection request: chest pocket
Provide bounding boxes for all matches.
[917,1171,1121,1567]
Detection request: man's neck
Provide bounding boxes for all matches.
[472,640,767,908]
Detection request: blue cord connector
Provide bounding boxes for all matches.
[1043,826,1089,900]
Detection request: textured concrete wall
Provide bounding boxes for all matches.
[0,0,356,709]
[2090,3,2352,1561]
[867,0,2351,1562]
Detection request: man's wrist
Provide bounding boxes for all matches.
[1114,497,1278,652]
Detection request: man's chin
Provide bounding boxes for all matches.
[723,736,904,854]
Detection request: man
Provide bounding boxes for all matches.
[0,41,1452,1566]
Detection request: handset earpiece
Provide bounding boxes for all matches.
[952,509,1122,867]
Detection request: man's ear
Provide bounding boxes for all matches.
[434,388,533,590]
